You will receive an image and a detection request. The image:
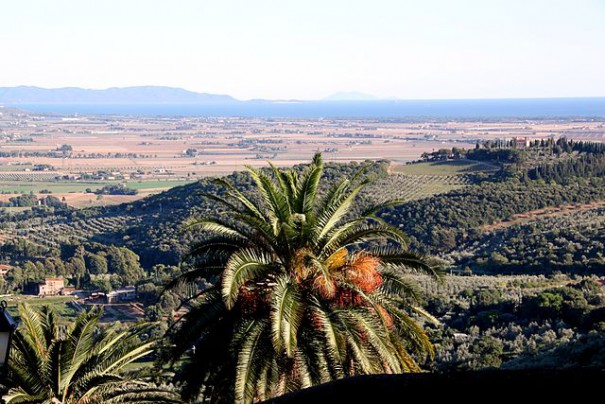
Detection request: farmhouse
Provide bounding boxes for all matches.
[24,278,65,296]
[512,137,531,148]
[36,277,66,296]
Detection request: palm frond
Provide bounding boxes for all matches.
[212,177,267,222]
[360,198,408,217]
[295,152,323,215]
[4,304,180,404]
[315,178,371,243]
[234,320,268,404]
[370,245,445,279]
[183,217,248,240]
[246,166,291,224]
[222,248,276,309]
[270,275,304,357]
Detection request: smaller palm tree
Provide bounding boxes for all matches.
[3,304,181,404]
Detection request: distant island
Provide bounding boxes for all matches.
[0,85,237,104]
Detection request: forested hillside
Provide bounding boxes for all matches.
[2,137,605,289]
[1,137,605,375]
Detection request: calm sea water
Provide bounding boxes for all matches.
[7,98,605,118]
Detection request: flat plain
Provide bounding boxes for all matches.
[1,106,604,206]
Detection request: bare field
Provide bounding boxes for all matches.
[1,111,604,207]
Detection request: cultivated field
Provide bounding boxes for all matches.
[1,108,603,207]
[393,159,499,175]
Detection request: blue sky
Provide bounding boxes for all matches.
[1,0,604,100]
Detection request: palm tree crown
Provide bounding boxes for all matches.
[3,304,181,404]
[168,154,442,404]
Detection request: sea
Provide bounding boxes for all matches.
[5,98,605,119]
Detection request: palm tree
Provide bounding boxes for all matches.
[167,154,442,404]
[3,304,181,404]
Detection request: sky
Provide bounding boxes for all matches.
[1,0,604,100]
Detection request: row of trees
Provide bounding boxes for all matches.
[526,153,605,183]
[0,194,66,208]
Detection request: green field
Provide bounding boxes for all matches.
[394,159,499,175]
[0,181,109,193]
[0,164,33,172]
[124,179,195,190]
[3,295,78,319]
[370,173,471,203]
[0,179,195,193]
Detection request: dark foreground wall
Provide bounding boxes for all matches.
[264,369,605,404]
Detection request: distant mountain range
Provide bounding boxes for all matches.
[0,86,237,104]
[0,86,391,104]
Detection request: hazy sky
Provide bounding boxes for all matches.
[1,0,604,100]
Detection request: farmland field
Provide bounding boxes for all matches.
[124,179,195,190]
[369,173,472,203]
[2,295,78,319]
[0,180,110,193]
[1,108,604,207]
[393,159,499,175]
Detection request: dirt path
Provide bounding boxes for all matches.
[482,200,605,233]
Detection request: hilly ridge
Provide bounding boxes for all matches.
[0,85,237,104]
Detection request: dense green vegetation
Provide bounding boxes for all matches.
[93,183,139,195]
[166,154,440,403]
[0,193,66,208]
[383,179,605,254]
[0,240,145,292]
[1,137,604,281]
[419,275,605,371]
[449,206,605,275]
[1,137,605,403]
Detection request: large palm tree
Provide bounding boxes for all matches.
[3,304,181,404]
[167,154,442,404]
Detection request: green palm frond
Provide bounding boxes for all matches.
[307,298,342,363]
[234,320,268,404]
[379,269,423,302]
[211,178,267,222]
[4,305,181,404]
[222,248,276,309]
[320,222,409,258]
[295,153,323,215]
[270,275,304,357]
[170,153,442,403]
[246,166,291,224]
[370,245,444,279]
[315,178,371,243]
[183,217,248,240]
[268,163,297,209]
[360,198,408,217]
